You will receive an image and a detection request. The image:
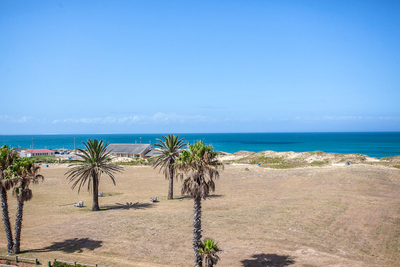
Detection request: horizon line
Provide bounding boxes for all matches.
[1,131,400,136]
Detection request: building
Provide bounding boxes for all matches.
[106,144,155,159]
[20,149,55,157]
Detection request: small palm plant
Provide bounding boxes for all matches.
[175,141,223,267]
[152,134,185,199]
[0,145,19,253]
[199,238,222,267]
[65,139,123,211]
[8,157,44,254]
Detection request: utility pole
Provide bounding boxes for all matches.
[32,138,33,151]
[74,138,76,150]
[140,137,141,144]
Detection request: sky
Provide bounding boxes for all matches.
[0,0,399,134]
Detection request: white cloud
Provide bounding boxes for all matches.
[0,115,33,123]
[1,114,400,125]
[50,113,217,125]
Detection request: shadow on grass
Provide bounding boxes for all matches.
[101,202,153,210]
[173,194,225,201]
[24,238,102,253]
[241,253,295,267]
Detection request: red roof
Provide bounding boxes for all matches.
[24,149,54,153]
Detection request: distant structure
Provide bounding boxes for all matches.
[20,149,55,157]
[107,144,156,159]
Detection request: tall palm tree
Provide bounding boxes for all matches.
[65,139,123,211]
[199,238,222,267]
[175,141,223,267]
[0,145,18,253]
[8,157,44,254]
[153,134,185,199]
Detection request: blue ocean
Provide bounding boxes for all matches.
[1,132,400,159]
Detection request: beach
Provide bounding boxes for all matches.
[0,160,399,266]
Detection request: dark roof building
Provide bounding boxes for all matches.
[107,144,153,158]
[144,149,160,157]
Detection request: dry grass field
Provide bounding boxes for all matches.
[1,164,400,266]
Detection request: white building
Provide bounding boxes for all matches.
[20,149,55,157]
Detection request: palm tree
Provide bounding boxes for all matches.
[199,238,222,267]
[175,141,223,267]
[0,145,18,253]
[152,134,185,199]
[8,157,44,254]
[65,139,123,211]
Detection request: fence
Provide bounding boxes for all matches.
[50,259,104,267]
[0,255,104,267]
[0,255,39,265]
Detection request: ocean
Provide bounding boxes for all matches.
[1,132,399,159]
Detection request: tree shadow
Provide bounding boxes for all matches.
[206,194,225,199]
[174,194,225,201]
[241,254,295,267]
[101,202,153,210]
[24,238,102,253]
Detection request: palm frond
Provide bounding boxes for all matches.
[152,134,185,179]
[65,139,123,193]
[175,141,223,199]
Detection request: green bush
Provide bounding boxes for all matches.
[249,156,284,164]
[261,163,301,169]
[52,261,87,267]
[30,155,58,163]
[52,262,71,267]
[309,161,328,166]
[116,158,151,166]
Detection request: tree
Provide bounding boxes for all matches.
[152,134,186,199]
[199,238,222,267]
[65,139,123,211]
[175,141,223,267]
[8,157,44,254]
[0,145,18,253]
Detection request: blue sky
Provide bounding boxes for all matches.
[1,0,399,134]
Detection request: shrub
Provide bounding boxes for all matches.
[309,161,328,166]
[249,156,284,165]
[52,262,71,267]
[31,155,58,163]
[53,261,87,267]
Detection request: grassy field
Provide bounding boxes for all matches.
[1,164,400,266]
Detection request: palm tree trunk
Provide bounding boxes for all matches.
[0,186,13,253]
[13,198,24,254]
[205,256,212,267]
[92,174,100,211]
[168,168,174,200]
[193,196,202,267]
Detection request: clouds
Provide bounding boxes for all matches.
[0,115,34,123]
[1,113,400,135]
[51,112,216,124]
[2,113,400,126]
[0,112,217,125]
